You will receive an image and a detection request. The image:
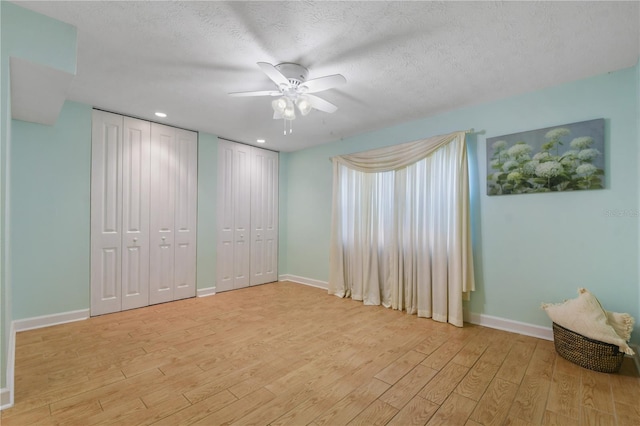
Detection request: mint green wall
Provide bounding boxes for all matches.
[278,152,289,274]
[281,66,639,344]
[0,1,77,74]
[11,102,92,318]
[471,70,637,341]
[196,133,218,290]
[0,2,11,393]
[1,1,77,393]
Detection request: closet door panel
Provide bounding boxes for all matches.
[149,123,176,305]
[174,129,198,300]
[91,110,123,315]
[216,140,236,292]
[158,243,174,291]
[233,143,251,289]
[250,148,278,285]
[216,140,251,292]
[92,112,198,315]
[263,153,278,282]
[121,117,151,310]
[250,150,265,285]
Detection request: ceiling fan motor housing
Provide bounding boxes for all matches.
[275,63,309,87]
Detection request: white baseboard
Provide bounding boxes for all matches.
[0,387,11,410]
[3,309,89,411]
[464,311,554,341]
[0,323,15,410]
[279,274,328,290]
[278,275,555,340]
[13,308,89,333]
[197,287,216,297]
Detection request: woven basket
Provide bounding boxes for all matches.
[552,322,625,373]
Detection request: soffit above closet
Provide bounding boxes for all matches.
[14,1,640,152]
[10,57,75,125]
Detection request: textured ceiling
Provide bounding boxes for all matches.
[13,1,640,152]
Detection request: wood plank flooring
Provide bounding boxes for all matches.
[2,281,638,425]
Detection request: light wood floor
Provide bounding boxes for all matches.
[2,281,639,425]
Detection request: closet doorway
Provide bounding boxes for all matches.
[90,110,198,315]
[217,139,278,292]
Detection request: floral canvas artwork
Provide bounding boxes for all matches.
[486,119,605,195]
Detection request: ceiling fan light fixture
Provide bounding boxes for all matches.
[296,96,312,116]
[283,99,296,120]
[271,97,287,114]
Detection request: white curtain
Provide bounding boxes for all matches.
[329,131,474,327]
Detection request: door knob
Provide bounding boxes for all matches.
[133,237,138,243]
[162,236,166,241]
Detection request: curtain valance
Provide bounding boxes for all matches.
[331,131,466,173]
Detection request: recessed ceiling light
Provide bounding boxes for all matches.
[155,112,167,118]
[256,139,266,143]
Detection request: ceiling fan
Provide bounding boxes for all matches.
[229,62,346,130]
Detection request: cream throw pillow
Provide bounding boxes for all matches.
[607,311,635,342]
[542,288,635,355]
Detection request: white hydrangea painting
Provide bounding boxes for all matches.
[487,119,605,195]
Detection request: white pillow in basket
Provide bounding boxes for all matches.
[606,311,635,341]
[542,288,635,355]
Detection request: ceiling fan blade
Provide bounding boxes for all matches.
[306,94,338,113]
[228,90,281,97]
[257,62,291,88]
[299,74,346,94]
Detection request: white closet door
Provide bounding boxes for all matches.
[92,112,197,314]
[216,140,235,292]
[216,140,251,292]
[121,117,151,310]
[250,147,278,285]
[233,143,252,289]
[91,110,123,315]
[149,123,176,305]
[173,129,198,300]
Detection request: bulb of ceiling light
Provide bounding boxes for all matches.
[283,99,296,120]
[155,112,167,118]
[271,97,287,114]
[296,96,312,116]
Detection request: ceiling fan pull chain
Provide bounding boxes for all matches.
[283,119,293,135]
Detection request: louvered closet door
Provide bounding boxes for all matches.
[216,140,251,292]
[250,147,278,285]
[91,110,124,315]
